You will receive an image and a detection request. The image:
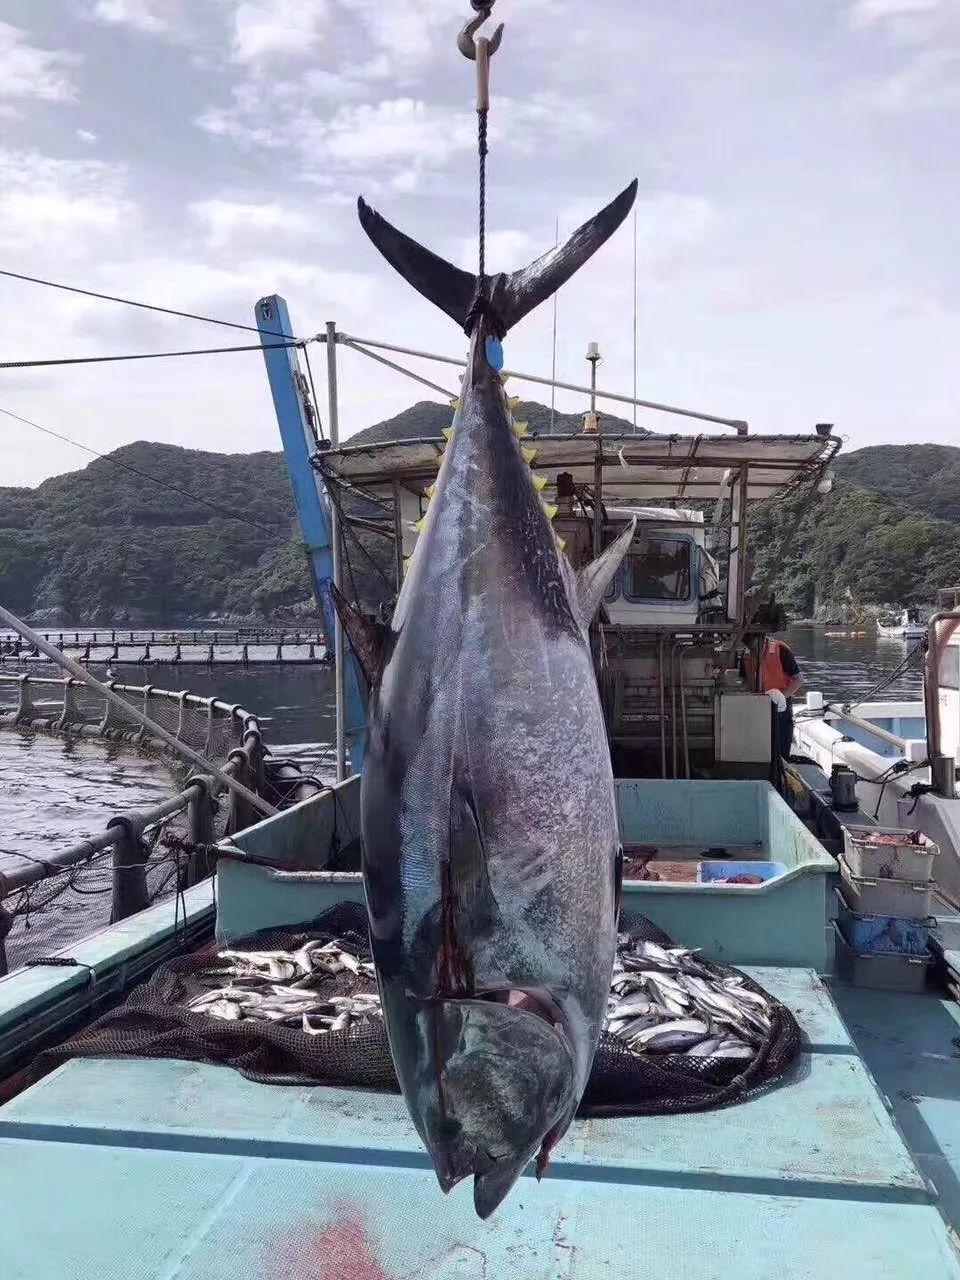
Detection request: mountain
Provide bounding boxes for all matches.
[750,443,960,619]
[2,399,638,625]
[0,441,301,624]
[2,414,955,625]
[346,398,639,447]
[834,444,960,525]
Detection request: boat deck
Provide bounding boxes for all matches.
[2,967,959,1278]
[833,982,960,1230]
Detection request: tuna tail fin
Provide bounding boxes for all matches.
[357,179,638,335]
[357,197,476,328]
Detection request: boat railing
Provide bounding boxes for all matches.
[0,675,294,975]
[0,628,329,667]
[0,628,326,646]
[925,610,960,800]
[827,706,911,753]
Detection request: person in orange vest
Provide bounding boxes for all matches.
[743,634,803,758]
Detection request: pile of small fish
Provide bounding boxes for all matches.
[604,937,773,1061]
[184,932,773,1060]
[184,937,381,1036]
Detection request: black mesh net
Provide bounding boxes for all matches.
[27,903,802,1114]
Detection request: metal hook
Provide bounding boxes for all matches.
[457,11,505,61]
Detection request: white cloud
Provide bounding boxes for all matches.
[861,46,960,110]
[849,0,960,110]
[189,199,315,248]
[454,229,536,273]
[91,0,172,32]
[197,92,481,187]
[0,149,134,254]
[231,0,329,64]
[198,86,596,192]
[340,0,565,69]
[0,21,79,103]
[76,129,99,145]
[850,0,942,25]
[339,0,471,66]
[557,192,716,280]
[323,98,474,164]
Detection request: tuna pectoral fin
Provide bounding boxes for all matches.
[358,180,637,334]
[330,583,390,686]
[575,518,637,625]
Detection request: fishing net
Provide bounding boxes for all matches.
[26,903,802,1114]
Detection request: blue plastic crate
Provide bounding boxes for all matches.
[835,887,933,957]
[697,860,787,884]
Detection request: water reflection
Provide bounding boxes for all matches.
[785,627,924,704]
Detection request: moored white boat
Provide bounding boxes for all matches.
[876,608,926,640]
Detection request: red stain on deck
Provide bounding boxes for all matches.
[265,1199,489,1280]
[266,1200,392,1280]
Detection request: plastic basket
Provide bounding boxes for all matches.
[697,860,786,885]
[838,856,935,919]
[834,887,933,957]
[843,825,938,884]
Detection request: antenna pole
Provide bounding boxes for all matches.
[632,205,639,430]
[326,319,347,785]
[550,215,559,431]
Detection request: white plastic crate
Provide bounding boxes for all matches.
[843,825,938,885]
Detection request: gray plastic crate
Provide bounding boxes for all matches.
[833,921,930,992]
[838,856,935,918]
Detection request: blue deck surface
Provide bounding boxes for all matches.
[2,1138,958,1280]
[832,982,960,1232]
[2,968,959,1277]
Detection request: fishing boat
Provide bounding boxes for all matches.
[877,608,927,640]
[4,305,960,1274]
[5,2,960,1267]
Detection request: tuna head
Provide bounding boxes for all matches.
[402,997,577,1219]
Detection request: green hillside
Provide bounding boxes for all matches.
[751,443,960,619]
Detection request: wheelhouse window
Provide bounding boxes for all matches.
[625,537,692,602]
[941,645,960,692]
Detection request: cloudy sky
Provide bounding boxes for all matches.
[1,0,957,487]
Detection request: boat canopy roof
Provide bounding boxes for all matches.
[316,430,840,504]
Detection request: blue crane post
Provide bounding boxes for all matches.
[254,295,367,772]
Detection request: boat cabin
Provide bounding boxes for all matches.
[316,426,839,782]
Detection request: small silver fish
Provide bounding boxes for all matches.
[685,1036,725,1057]
[640,970,686,994]
[302,1013,333,1035]
[610,995,657,1018]
[208,1000,243,1021]
[631,1018,709,1052]
[711,1041,753,1060]
[613,1014,661,1038]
